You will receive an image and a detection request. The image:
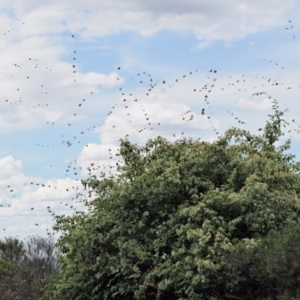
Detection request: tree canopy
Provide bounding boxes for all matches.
[47,100,300,299]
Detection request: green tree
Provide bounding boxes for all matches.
[48,100,300,299]
[0,236,26,265]
[0,237,27,299]
[0,256,16,299]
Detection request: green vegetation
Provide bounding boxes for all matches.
[225,221,300,299]
[39,100,300,299]
[0,235,59,300]
[0,102,297,299]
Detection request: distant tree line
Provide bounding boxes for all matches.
[0,235,59,300]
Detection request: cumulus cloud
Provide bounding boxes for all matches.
[0,14,123,133]
[0,0,296,133]
[237,97,273,111]
[0,156,23,179]
[26,0,294,46]
[0,155,89,239]
[1,0,296,44]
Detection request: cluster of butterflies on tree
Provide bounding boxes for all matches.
[0,19,298,238]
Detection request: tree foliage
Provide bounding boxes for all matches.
[0,235,59,300]
[224,221,300,300]
[48,100,300,299]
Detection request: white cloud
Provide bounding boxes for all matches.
[0,31,122,132]
[2,0,296,44]
[67,0,295,49]
[0,155,90,239]
[0,155,23,179]
[61,72,123,89]
[0,0,295,133]
[20,4,66,36]
[237,97,273,111]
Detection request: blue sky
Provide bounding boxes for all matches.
[0,0,300,240]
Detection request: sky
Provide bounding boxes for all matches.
[0,0,300,241]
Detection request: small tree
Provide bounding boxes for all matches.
[0,237,26,265]
[49,100,300,299]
